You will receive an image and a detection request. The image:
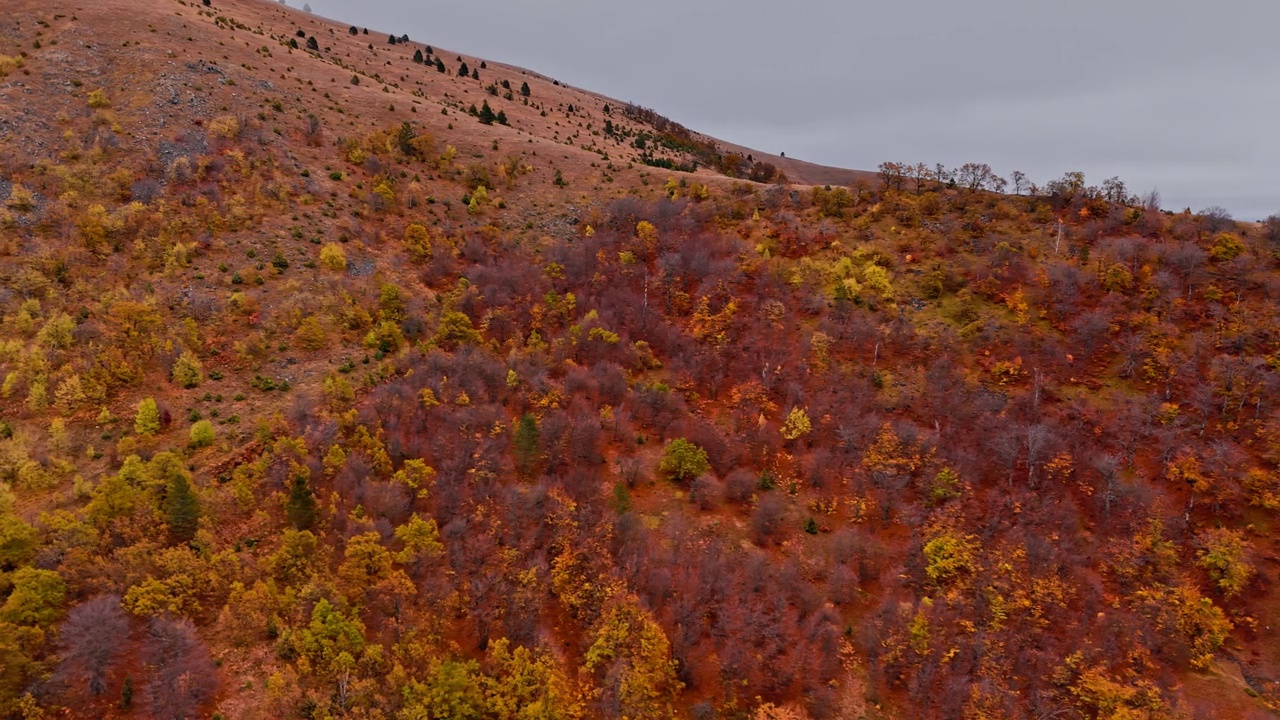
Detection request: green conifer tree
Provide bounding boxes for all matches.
[164,473,201,543]
[513,413,539,477]
[286,473,318,530]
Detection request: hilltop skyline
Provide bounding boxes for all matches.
[302,0,1280,219]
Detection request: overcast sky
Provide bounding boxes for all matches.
[303,0,1278,219]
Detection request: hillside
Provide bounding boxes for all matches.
[1,0,1280,719]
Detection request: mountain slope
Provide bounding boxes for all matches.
[1,1,1279,719]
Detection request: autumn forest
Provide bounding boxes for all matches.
[1,1,1279,719]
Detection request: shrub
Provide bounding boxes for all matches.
[188,420,216,448]
[659,438,709,483]
[5,184,35,212]
[171,351,204,389]
[0,55,24,78]
[208,115,240,139]
[296,317,327,351]
[319,243,347,271]
[135,398,161,436]
[87,88,111,108]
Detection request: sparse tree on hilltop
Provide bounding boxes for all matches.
[878,162,908,192]
[957,162,997,192]
[1011,170,1029,195]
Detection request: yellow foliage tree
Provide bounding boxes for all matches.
[403,222,432,261]
[134,397,161,436]
[583,597,681,720]
[319,243,347,271]
[170,351,204,388]
[922,529,979,586]
[781,406,812,441]
[1197,528,1254,598]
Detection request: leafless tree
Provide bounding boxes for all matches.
[1112,330,1146,379]
[1010,171,1029,196]
[1101,176,1131,205]
[990,425,1022,488]
[910,163,933,194]
[1023,424,1053,489]
[143,617,217,720]
[303,113,323,147]
[877,162,908,192]
[1089,452,1121,517]
[1161,241,1207,299]
[1071,309,1112,358]
[55,595,129,699]
[750,493,787,545]
[956,163,998,192]
[1197,206,1234,233]
[1262,214,1280,245]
